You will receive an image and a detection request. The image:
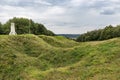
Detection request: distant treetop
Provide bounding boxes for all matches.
[77,25,120,42]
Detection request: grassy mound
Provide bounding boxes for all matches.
[0,34,120,80]
[39,35,79,48]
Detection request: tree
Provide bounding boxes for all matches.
[77,25,120,42]
[0,22,3,34]
[1,17,55,36]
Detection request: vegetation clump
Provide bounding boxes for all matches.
[77,25,120,42]
[0,17,55,36]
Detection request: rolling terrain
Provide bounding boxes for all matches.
[0,34,120,80]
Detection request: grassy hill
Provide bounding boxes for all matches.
[0,34,120,80]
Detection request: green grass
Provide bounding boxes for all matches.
[38,35,79,48]
[0,34,120,80]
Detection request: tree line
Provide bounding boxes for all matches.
[76,25,120,42]
[0,17,55,36]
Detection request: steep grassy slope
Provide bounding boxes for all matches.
[0,34,120,80]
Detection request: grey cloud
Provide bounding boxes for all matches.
[45,0,69,6]
[79,0,120,15]
[0,0,52,7]
[87,1,109,9]
[100,10,116,15]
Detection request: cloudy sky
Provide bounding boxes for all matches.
[0,0,120,34]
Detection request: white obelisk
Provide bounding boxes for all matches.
[9,23,17,35]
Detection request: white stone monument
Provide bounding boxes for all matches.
[9,23,17,35]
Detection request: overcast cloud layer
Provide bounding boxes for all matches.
[0,0,120,34]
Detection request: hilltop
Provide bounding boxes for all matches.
[0,34,120,80]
